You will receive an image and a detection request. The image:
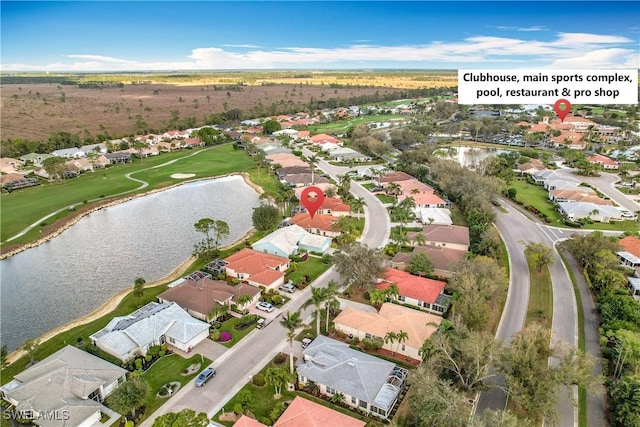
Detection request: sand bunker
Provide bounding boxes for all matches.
[171,173,196,179]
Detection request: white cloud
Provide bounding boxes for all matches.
[2,32,637,71]
[517,26,547,32]
[221,44,262,48]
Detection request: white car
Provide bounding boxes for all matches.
[256,302,274,313]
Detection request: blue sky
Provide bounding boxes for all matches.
[1,1,638,71]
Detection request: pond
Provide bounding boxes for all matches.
[0,175,260,352]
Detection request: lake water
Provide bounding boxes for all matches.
[433,146,511,168]
[0,176,260,352]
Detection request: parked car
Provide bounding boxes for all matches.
[256,301,274,313]
[195,367,216,387]
[256,318,266,329]
[278,283,296,294]
[301,338,312,348]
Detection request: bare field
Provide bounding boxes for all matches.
[1,71,457,141]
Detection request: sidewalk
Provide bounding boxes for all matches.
[560,249,606,427]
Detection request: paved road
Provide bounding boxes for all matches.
[554,168,639,212]
[141,152,391,425]
[476,200,578,427]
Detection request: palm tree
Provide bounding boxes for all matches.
[350,197,366,218]
[308,155,318,185]
[323,281,339,333]
[390,228,409,248]
[384,331,397,354]
[279,311,302,374]
[235,294,253,312]
[395,330,409,355]
[414,232,426,247]
[338,173,352,195]
[303,287,331,336]
[385,182,402,204]
[385,283,400,302]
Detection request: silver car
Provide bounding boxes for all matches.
[195,367,216,387]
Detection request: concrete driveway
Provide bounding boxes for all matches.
[170,339,227,363]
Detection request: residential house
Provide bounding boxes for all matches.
[51,148,85,159]
[628,276,640,302]
[161,130,187,140]
[552,130,586,149]
[414,207,453,226]
[158,278,261,321]
[392,245,467,278]
[380,171,414,183]
[557,201,624,222]
[79,143,108,155]
[281,173,330,187]
[406,224,470,251]
[355,165,387,179]
[334,303,442,361]
[618,236,640,268]
[89,302,210,361]
[252,224,331,257]
[290,213,340,238]
[0,157,25,174]
[224,248,290,289]
[276,166,312,178]
[104,152,132,164]
[294,197,351,217]
[310,134,343,146]
[548,189,612,205]
[0,174,40,190]
[233,396,365,427]
[183,137,204,148]
[330,147,371,163]
[18,153,54,167]
[377,268,449,314]
[294,183,335,200]
[297,336,408,420]
[516,159,545,175]
[65,157,96,173]
[587,154,619,170]
[0,345,127,427]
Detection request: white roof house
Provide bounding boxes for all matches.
[0,345,126,427]
[557,202,624,223]
[51,148,85,159]
[414,207,453,226]
[252,224,331,258]
[90,302,210,362]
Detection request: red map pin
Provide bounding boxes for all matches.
[300,186,325,219]
[553,99,572,123]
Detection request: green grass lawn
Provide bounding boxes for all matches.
[377,194,396,204]
[583,220,640,232]
[0,284,169,384]
[140,353,212,422]
[362,182,378,190]
[217,316,257,348]
[308,115,404,134]
[286,257,332,285]
[510,179,564,224]
[1,145,257,244]
[524,249,554,328]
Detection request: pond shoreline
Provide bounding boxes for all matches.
[4,172,262,364]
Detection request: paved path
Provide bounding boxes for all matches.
[560,249,607,427]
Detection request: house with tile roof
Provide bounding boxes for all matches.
[618,236,640,268]
[18,153,54,167]
[548,189,612,205]
[334,303,442,361]
[310,134,342,146]
[0,346,127,427]
[297,336,408,420]
[224,248,290,289]
[295,197,351,217]
[392,245,467,278]
[407,224,470,251]
[252,224,331,257]
[380,171,414,183]
[377,268,449,314]
[233,396,365,427]
[414,207,453,226]
[0,157,25,174]
[557,201,624,223]
[290,213,340,238]
[89,302,210,361]
[587,154,619,170]
[158,278,260,321]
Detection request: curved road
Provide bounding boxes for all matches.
[554,168,639,212]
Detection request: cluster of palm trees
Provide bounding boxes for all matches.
[384,330,409,356]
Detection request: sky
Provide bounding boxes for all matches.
[1,1,639,72]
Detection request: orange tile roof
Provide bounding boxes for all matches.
[310,134,341,144]
[290,213,338,232]
[620,236,640,258]
[233,415,268,427]
[298,197,350,213]
[399,192,444,206]
[274,396,365,427]
[225,248,289,276]
[377,268,446,304]
[587,154,619,166]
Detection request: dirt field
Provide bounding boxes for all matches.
[0,82,399,141]
[1,71,458,142]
